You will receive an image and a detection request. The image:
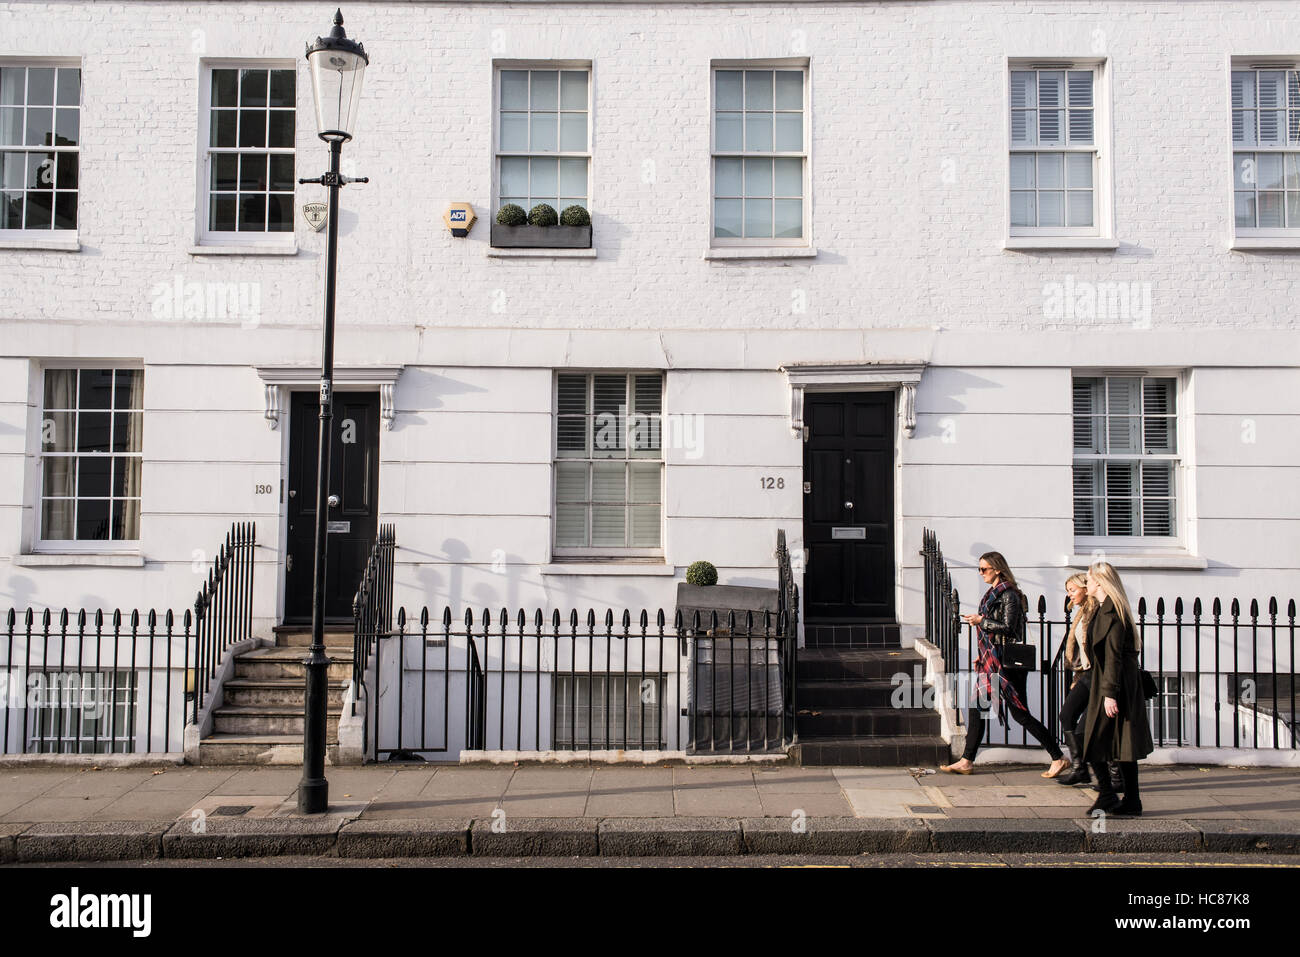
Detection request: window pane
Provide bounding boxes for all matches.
[500,112,527,150]
[27,68,55,105]
[1287,154,1300,189]
[716,71,742,110]
[0,107,21,146]
[774,112,802,151]
[1066,152,1092,188]
[1010,110,1036,146]
[1010,71,1037,108]
[76,498,109,540]
[24,191,52,227]
[1258,152,1284,189]
[1289,192,1300,228]
[1038,191,1064,227]
[1010,190,1036,227]
[42,410,74,452]
[211,194,237,231]
[0,68,24,105]
[744,198,772,237]
[25,107,53,146]
[500,70,528,110]
[112,412,143,452]
[773,157,802,196]
[715,112,741,151]
[1068,109,1092,144]
[43,455,75,497]
[238,193,266,230]
[559,112,586,151]
[1009,153,1035,188]
[774,70,803,109]
[591,507,625,547]
[268,154,294,191]
[500,156,528,198]
[530,70,558,110]
[238,109,265,147]
[25,152,52,190]
[774,199,802,238]
[268,110,294,148]
[1258,191,1285,227]
[267,193,293,231]
[714,198,742,237]
[745,112,772,152]
[79,455,110,497]
[630,506,661,547]
[1037,152,1063,188]
[239,69,268,107]
[212,69,239,107]
[744,70,773,110]
[268,69,295,108]
[1104,462,1139,536]
[592,462,625,503]
[555,461,587,501]
[212,152,238,191]
[629,463,660,503]
[210,109,236,148]
[1231,70,1255,110]
[0,191,18,228]
[81,369,112,409]
[112,498,140,540]
[1067,70,1093,107]
[744,157,772,197]
[1067,190,1093,227]
[42,498,74,540]
[54,108,78,146]
[530,112,557,151]
[530,157,558,198]
[43,368,77,410]
[239,154,267,191]
[714,157,742,197]
[1234,191,1255,227]
[556,504,587,546]
[560,70,587,110]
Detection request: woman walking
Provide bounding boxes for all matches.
[940,551,1068,777]
[1081,561,1154,816]
[1056,574,1125,789]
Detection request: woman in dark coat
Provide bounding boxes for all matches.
[1081,561,1154,816]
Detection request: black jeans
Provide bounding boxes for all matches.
[963,668,1063,762]
[1060,671,1091,737]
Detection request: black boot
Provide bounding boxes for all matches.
[1114,761,1142,816]
[1056,732,1091,786]
[1108,761,1124,792]
[1087,761,1121,814]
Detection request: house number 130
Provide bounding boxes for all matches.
[760,477,785,489]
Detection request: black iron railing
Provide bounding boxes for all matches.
[922,528,1299,751]
[192,522,256,724]
[351,523,395,718]
[2,607,193,754]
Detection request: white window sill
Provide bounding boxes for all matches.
[542,562,675,576]
[1067,553,1208,571]
[12,553,145,567]
[1229,236,1300,250]
[704,246,817,260]
[1004,237,1119,251]
[486,247,597,258]
[0,237,81,252]
[188,243,298,256]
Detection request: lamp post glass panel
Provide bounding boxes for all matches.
[298,9,368,815]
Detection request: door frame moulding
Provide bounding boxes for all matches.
[255,365,403,431]
[781,362,925,438]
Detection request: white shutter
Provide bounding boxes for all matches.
[1073,462,1100,536]
[1141,461,1175,535]
[1038,71,1065,145]
[1010,71,1037,145]
[1259,71,1286,146]
[1105,461,1138,536]
[1106,377,1141,453]
[1067,70,1093,144]
[1142,377,1176,453]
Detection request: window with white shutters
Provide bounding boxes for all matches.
[553,674,665,749]
[1072,375,1179,539]
[554,372,663,556]
[1232,65,1300,232]
[1010,63,1102,235]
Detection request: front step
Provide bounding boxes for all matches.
[212,704,341,737]
[233,645,354,681]
[197,733,342,767]
[223,677,348,708]
[273,624,355,648]
[804,622,901,649]
[798,706,941,737]
[797,647,925,681]
[792,735,951,767]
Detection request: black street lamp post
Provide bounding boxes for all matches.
[297,9,368,815]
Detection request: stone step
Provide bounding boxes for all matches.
[212,705,341,738]
[196,733,342,767]
[797,706,941,737]
[273,625,357,648]
[792,735,951,767]
[795,678,909,709]
[804,622,901,649]
[796,648,925,681]
[233,646,354,681]
[222,677,348,709]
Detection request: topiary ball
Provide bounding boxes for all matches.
[527,203,558,227]
[686,561,718,587]
[559,204,591,227]
[496,203,527,226]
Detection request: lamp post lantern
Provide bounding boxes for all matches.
[297,8,368,815]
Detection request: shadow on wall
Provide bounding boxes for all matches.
[391,368,490,413]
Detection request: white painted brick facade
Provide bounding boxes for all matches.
[0,1,1298,638]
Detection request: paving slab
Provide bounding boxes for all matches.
[926,817,1086,853]
[752,768,844,792]
[16,820,169,862]
[1190,819,1300,853]
[588,767,675,790]
[360,798,500,820]
[338,818,470,857]
[128,767,237,791]
[41,768,154,799]
[674,767,755,787]
[95,789,216,822]
[505,768,594,793]
[599,816,742,856]
[941,805,1041,819]
[742,816,929,855]
[419,768,513,795]
[583,792,676,817]
[943,785,1092,808]
[673,789,763,817]
[207,768,305,796]
[1,795,120,823]
[832,768,922,790]
[369,769,438,800]
[842,787,929,818]
[162,816,346,858]
[498,794,589,817]
[311,768,396,801]
[470,816,597,856]
[756,791,855,817]
[1082,818,1201,853]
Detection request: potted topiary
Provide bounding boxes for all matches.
[676,561,779,636]
[490,202,592,249]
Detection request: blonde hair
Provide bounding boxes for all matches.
[1064,572,1097,665]
[1087,561,1141,651]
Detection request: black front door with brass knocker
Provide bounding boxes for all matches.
[285,390,381,623]
[801,391,895,621]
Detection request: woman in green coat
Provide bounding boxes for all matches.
[1081,561,1154,816]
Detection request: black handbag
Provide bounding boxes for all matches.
[1001,641,1037,671]
[1140,669,1159,700]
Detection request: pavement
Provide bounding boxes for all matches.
[2,762,1299,862]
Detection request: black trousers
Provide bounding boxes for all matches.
[1060,671,1091,738]
[963,668,1063,762]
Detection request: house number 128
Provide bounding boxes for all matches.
[760,477,785,489]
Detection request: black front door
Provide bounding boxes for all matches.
[285,390,381,623]
[802,391,895,621]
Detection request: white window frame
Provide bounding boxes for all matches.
[0,57,82,241]
[195,58,298,247]
[1072,369,1189,553]
[491,60,593,227]
[1007,58,1112,240]
[1147,672,1196,747]
[31,360,144,554]
[709,58,811,249]
[1228,58,1300,242]
[551,370,665,560]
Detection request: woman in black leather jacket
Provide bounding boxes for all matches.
[940,551,1068,775]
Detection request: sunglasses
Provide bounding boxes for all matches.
[978,566,994,573]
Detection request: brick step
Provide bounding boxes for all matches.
[796,648,925,681]
[795,678,911,708]
[212,704,341,738]
[804,622,901,649]
[233,646,354,681]
[797,706,941,737]
[792,735,951,767]
[222,677,348,709]
[196,733,342,767]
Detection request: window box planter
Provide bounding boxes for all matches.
[490,223,592,249]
